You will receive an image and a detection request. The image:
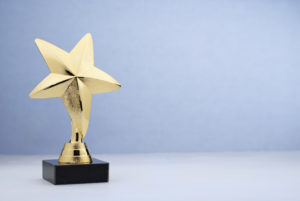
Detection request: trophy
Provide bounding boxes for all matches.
[30,33,121,184]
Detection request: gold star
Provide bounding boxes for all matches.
[30,33,121,143]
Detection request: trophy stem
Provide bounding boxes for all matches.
[70,130,83,143]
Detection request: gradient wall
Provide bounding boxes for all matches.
[0,0,300,154]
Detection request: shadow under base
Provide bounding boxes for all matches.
[42,158,109,185]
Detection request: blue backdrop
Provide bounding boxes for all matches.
[0,0,300,154]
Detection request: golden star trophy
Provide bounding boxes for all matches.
[30,33,121,184]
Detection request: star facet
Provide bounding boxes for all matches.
[30,33,121,140]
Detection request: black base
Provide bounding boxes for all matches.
[42,158,109,185]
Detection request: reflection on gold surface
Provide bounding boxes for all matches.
[30,33,121,164]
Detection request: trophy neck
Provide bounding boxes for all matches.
[70,130,83,143]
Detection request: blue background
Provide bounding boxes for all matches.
[0,0,300,154]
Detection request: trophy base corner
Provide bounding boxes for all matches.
[42,158,109,185]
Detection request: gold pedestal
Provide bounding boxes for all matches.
[58,142,92,164]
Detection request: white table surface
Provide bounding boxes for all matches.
[0,151,299,201]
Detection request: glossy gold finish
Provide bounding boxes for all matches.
[59,142,92,164]
[29,33,121,164]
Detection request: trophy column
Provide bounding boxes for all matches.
[58,78,93,164]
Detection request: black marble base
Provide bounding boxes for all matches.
[42,158,109,185]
